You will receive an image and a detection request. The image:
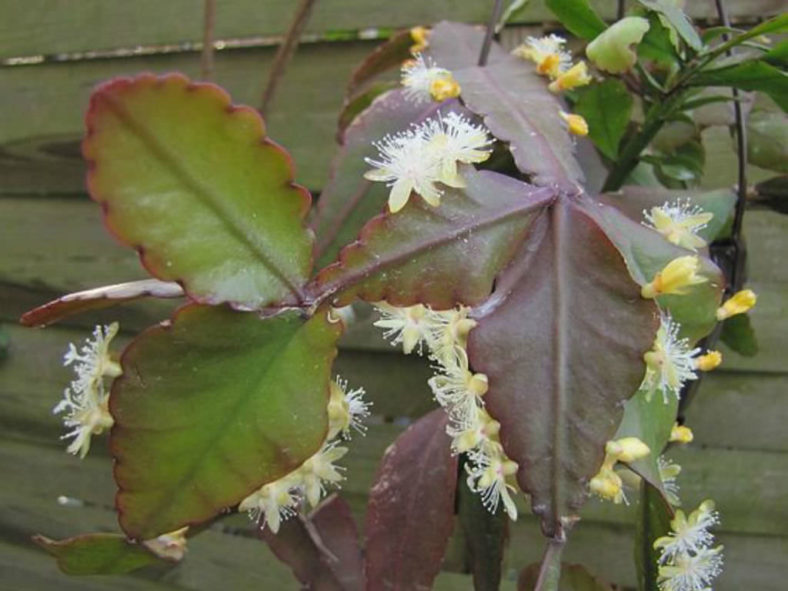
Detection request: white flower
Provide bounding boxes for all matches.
[239,477,301,533]
[425,305,477,366]
[295,442,348,508]
[328,376,371,440]
[655,500,720,564]
[466,447,519,520]
[513,35,572,78]
[642,315,700,402]
[55,323,121,458]
[428,347,488,424]
[401,54,458,102]
[423,112,493,188]
[658,455,682,506]
[446,406,500,455]
[364,129,443,212]
[373,302,432,355]
[643,199,714,251]
[658,545,724,591]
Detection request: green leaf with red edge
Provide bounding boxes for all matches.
[364,410,457,590]
[312,91,463,270]
[468,196,658,537]
[518,562,614,590]
[111,305,341,540]
[84,74,313,310]
[261,494,363,591]
[20,279,183,328]
[578,197,724,342]
[311,167,555,309]
[614,386,678,499]
[336,80,397,142]
[427,22,584,192]
[33,533,169,575]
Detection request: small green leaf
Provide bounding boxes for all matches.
[84,74,313,310]
[690,61,788,112]
[720,313,759,357]
[638,13,681,66]
[637,0,702,51]
[635,482,673,591]
[709,13,788,57]
[112,305,342,539]
[574,79,633,159]
[748,110,788,173]
[586,17,651,74]
[764,40,788,67]
[33,533,166,575]
[545,0,606,40]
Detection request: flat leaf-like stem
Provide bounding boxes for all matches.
[312,168,555,309]
[469,197,658,537]
[84,74,313,310]
[20,279,183,327]
[364,409,458,590]
[111,305,342,540]
[33,533,168,576]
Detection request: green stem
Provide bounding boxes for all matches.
[534,536,566,591]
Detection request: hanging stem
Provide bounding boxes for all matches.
[260,0,319,117]
[200,0,216,80]
[479,0,506,66]
[534,535,566,591]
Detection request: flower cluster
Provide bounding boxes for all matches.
[658,455,682,506]
[642,314,702,403]
[55,323,122,458]
[364,112,493,212]
[589,437,651,504]
[401,53,460,103]
[654,500,724,591]
[373,302,520,520]
[239,376,370,533]
[643,199,714,251]
[641,255,708,299]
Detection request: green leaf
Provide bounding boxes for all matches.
[364,410,458,590]
[458,458,508,590]
[312,168,554,309]
[690,61,788,112]
[652,138,705,186]
[586,17,651,74]
[638,13,681,66]
[764,40,788,67]
[573,79,634,159]
[635,482,673,591]
[708,13,788,57]
[748,110,788,173]
[720,313,759,357]
[469,197,658,536]
[33,533,166,575]
[637,0,702,51]
[20,279,183,328]
[430,22,584,191]
[519,562,614,590]
[84,74,313,310]
[581,198,724,342]
[545,0,606,40]
[614,386,678,498]
[312,91,462,269]
[112,305,342,540]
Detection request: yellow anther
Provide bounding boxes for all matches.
[641,256,707,299]
[670,423,694,444]
[429,76,461,101]
[560,111,589,136]
[695,350,722,372]
[548,61,592,93]
[716,289,757,321]
[537,53,562,77]
[590,468,625,504]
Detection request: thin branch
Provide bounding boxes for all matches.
[200,0,216,81]
[260,0,318,117]
[479,0,506,66]
[617,0,626,20]
[534,534,566,591]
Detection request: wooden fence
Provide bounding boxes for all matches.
[1,1,786,589]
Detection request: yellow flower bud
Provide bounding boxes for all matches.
[410,26,430,54]
[590,468,624,503]
[548,61,592,93]
[429,76,461,101]
[716,289,757,320]
[559,111,589,136]
[694,350,722,372]
[606,437,651,463]
[537,53,562,77]
[670,423,694,444]
[467,373,489,397]
[641,256,707,299]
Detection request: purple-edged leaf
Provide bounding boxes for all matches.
[111,305,341,540]
[312,90,461,269]
[518,562,614,590]
[345,29,412,102]
[426,21,508,70]
[427,23,584,192]
[601,186,737,243]
[364,409,457,590]
[312,168,554,309]
[578,196,724,341]
[33,533,168,575]
[468,198,657,537]
[262,495,363,591]
[614,386,678,497]
[20,279,183,328]
[84,74,313,310]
